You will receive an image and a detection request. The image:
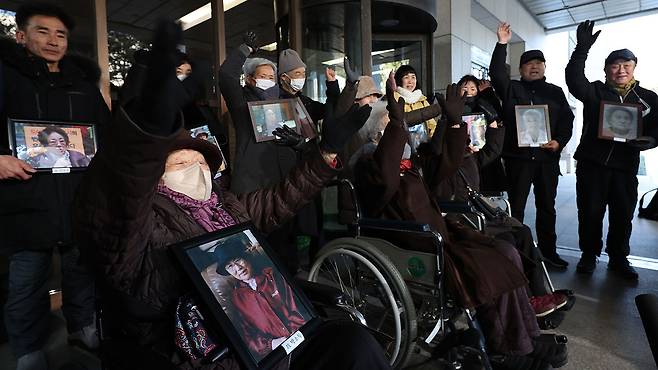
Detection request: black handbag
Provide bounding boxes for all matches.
[457,169,507,222]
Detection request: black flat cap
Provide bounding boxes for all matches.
[519,50,545,67]
[605,49,637,65]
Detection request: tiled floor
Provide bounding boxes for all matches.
[1,174,657,369]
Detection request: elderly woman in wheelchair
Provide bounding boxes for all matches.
[312,75,569,370]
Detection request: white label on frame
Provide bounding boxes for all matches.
[52,167,71,174]
[530,144,540,147]
[613,137,626,143]
[281,331,305,354]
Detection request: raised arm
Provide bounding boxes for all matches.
[489,23,512,99]
[565,20,601,104]
[475,124,505,169]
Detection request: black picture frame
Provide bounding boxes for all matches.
[293,98,318,140]
[598,101,642,142]
[7,118,98,173]
[462,113,487,149]
[247,99,301,143]
[514,104,551,147]
[172,223,321,370]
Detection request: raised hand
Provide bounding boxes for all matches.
[243,31,259,53]
[576,20,601,50]
[319,101,372,154]
[273,125,306,151]
[478,79,492,91]
[497,22,512,44]
[385,71,405,128]
[344,57,360,84]
[325,67,337,82]
[437,84,466,126]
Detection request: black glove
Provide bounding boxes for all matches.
[437,84,465,126]
[344,57,360,84]
[385,72,406,128]
[137,20,187,135]
[273,126,306,151]
[319,104,372,153]
[477,99,500,124]
[576,20,601,50]
[243,31,259,53]
[627,136,656,150]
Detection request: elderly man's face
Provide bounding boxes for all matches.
[246,64,276,87]
[47,131,67,155]
[605,60,636,86]
[16,15,68,68]
[225,257,253,281]
[609,109,632,133]
[285,67,306,80]
[519,60,545,81]
[165,149,209,173]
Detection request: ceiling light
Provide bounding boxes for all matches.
[178,0,247,31]
[260,42,277,51]
[321,49,395,66]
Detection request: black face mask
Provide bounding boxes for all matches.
[464,96,477,104]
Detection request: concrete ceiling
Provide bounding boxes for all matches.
[519,0,658,31]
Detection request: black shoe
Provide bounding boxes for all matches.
[531,334,568,368]
[608,258,639,280]
[490,353,550,370]
[543,253,569,269]
[576,254,597,274]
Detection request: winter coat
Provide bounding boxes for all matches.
[0,37,110,254]
[218,47,339,195]
[72,106,338,359]
[434,126,506,201]
[565,47,658,173]
[354,121,527,308]
[489,43,574,162]
[393,90,438,136]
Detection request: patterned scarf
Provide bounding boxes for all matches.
[607,78,637,97]
[157,184,236,232]
[400,159,413,173]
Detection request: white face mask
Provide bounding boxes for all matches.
[177,74,189,81]
[289,78,306,91]
[161,162,212,201]
[255,78,276,90]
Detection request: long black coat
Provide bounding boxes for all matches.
[489,42,574,162]
[0,37,110,254]
[566,46,658,173]
[218,47,339,194]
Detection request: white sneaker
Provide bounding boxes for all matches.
[67,323,99,351]
[16,350,48,370]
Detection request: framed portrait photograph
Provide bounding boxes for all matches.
[408,122,430,153]
[172,223,321,370]
[293,98,318,140]
[189,125,228,173]
[247,99,299,143]
[7,118,98,173]
[598,102,642,142]
[514,105,551,147]
[463,113,487,149]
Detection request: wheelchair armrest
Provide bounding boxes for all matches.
[357,218,432,233]
[437,201,477,214]
[480,191,506,197]
[296,279,345,306]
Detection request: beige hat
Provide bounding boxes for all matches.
[355,76,383,99]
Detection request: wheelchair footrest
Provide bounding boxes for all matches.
[537,310,565,330]
[554,289,576,312]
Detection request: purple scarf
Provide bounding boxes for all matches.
[157,184,236,232]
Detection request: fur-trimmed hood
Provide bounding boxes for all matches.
[0,36,101,85]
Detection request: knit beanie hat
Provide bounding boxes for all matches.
[278,49,306,76]
[242,57,277,76]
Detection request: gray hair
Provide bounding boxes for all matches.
[242,57,277,76]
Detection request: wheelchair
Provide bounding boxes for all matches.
[309,179,493,369]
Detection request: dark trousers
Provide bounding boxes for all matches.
[576,160,638,260]
[5,245,95,357]
[504,157,560,257]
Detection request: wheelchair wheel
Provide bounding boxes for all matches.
[308,237,417,369]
